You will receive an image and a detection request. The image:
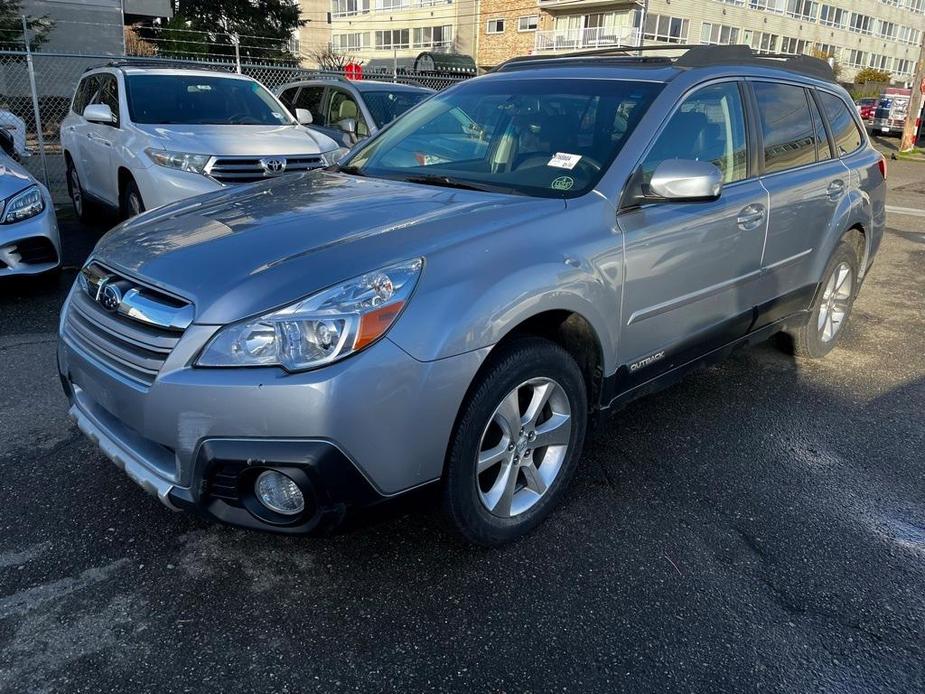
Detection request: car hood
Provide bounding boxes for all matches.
[93,172,565,324]
[134,123,338,156]
[0,155,38,200]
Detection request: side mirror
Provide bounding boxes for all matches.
[295,107,312,125]
[336,117,357,135]
[83,103,115,124]
[648,159,723,201]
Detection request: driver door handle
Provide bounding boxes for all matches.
[737,203,766,231]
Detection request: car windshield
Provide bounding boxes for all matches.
[361,90,431,127]
[125,74,294,126]
[340,77,663,198]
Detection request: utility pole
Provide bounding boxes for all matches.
[900,37,925,152]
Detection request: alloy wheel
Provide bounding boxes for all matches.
[476,377,572,518]
[69,168,82,217]
[818,261,853,343]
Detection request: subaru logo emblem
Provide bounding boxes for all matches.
[259,157,287,175]
[99,282,123,312]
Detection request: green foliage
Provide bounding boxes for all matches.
[149,1,303,60]
[0,0,54,49]
[853,67,892,85]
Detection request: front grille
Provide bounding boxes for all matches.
[207,155,324,184]
[11,236,57,265]
[64,267,190,387]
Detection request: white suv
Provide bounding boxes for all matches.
[60,64,344,220]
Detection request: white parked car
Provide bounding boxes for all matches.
[0,134,60,277]
[60,64,344,220]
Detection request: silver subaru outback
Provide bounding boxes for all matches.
[58,47,886,545]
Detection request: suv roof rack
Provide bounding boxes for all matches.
[495,44,836,82]
[84,59,237,73]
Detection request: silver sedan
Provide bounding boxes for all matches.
[0,151,60,277]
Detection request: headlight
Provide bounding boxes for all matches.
[145,148,210,174]
[197,258,423,371]
[321,147,350,167]
[2,185,44,224]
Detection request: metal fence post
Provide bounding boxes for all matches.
[234,33,242,74]
[21,16,49,189]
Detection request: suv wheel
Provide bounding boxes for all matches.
[121,179,145,219]
[66,158,89,222]
[442,337,588,546]
[783,238,860,359]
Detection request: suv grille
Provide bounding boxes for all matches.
[207,155,325,184]
[63,266,190,388]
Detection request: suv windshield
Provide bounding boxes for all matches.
[341,78,662,198]
[362,90,430,127]
[125,74,293,126]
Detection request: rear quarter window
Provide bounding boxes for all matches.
[818,91,863,156]
[753,82,816,174]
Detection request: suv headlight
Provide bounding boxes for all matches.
[2,185,44,224]
[145,148,210,174]
[321,147,350,167]
[197,258,423,371]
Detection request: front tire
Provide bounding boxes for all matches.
[783,238,860,359]
[442,338,588,546]
[121,178,145,219]
[66,157,90,222]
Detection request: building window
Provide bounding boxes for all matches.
[701,22,739,45]
[751,31,779,54]
[748,0,786,13]
[331,0,371,18]
[332,32,369,50]
[487,18,505,34]
[643,14,689,43]
[413,25,453,48]
[876,21,897,40]
[375,29,410,49]
[868,54,893,71]
[518,16,538,32]
[780,37,810,55]
[895,59,913,76]
[785,0,817,20]
[819,5,846,28]
[848,13,874,35]
[846,49,867,68]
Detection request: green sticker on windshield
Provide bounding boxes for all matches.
[551,176,574,191]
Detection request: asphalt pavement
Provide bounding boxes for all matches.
[0,150,923,693]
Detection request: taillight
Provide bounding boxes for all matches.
[878,156,887,180]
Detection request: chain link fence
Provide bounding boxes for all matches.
[0,49,472,206]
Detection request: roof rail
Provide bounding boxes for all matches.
[495,44,836,82]
[83,59,236,73]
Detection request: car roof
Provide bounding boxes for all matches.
[86,63,258,81]
[278,78,433,93]
[495,45,837,85]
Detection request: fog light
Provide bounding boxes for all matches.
[255,470,305,515]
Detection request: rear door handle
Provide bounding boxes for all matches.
[827,180,845,199]
[737,203,766,231]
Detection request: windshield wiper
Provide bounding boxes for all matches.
[401,174,514,194]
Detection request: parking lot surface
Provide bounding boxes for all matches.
[1,153,923,693]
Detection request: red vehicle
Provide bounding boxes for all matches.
[855,97,877,121]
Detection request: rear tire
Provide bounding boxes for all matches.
[782,238,860,359]
[442,337,588,546]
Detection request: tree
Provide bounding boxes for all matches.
[307,45,364,71]
[0,0,54,50]
[150,0,303,60]
[853,67,892,85]
[124,25,157,57]
[810,47,841,80]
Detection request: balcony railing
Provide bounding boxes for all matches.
[534,26,640,52]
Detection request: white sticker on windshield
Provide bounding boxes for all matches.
[547,152,582,170]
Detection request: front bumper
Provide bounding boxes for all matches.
[58,288,488,532]
[131,164,223,211]
[0,202,60,277]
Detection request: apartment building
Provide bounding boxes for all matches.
[475,0,925,83]
[299,0,334,57]
[324,0,478,68]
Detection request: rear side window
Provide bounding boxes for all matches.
[818,91,863,156]
[294,86,326,125]
[753,82,816,174]
[807,92,832,162]
[642,81,748,184]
